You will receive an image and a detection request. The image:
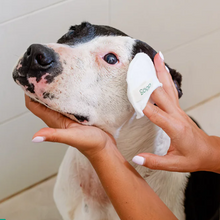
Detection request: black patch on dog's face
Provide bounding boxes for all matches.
[58,22,182,98]
[57,22,127,46]
[13,45,63,93]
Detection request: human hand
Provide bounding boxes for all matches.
[25,95,115,159]
[132,53,220,174]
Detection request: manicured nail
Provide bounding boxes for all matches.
[32,136,45,143]
[159,51,164,61]
[165,66,170,73]
[132,156,145,165]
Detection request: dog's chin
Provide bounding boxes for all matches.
[29,96,89,125]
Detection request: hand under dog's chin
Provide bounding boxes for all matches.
[25,92,90,126]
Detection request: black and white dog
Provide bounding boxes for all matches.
[13,22,220,220]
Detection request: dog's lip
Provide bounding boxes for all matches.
[67,113,89,123]
[26,97,89,124]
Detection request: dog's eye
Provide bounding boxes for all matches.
[103,53,118,65]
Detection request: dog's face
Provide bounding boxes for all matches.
[13,22,182,134]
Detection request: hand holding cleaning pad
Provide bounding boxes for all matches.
[127,53,162,119]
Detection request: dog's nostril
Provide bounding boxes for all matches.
[24,44,55,70]
[35,54,53,67]
[27,46,32,57]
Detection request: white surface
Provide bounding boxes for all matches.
[186,95,220,136]
[0,177,62,220]
[0,112,68,201]
[110,0,220,110]
[110,0,220,52]
[0,0,64,23]
[165,29,220,110]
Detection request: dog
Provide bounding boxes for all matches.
[13,22,220,220]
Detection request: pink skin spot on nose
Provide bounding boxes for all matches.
[28,73,50,97]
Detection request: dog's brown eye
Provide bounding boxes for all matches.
[103,53,118,65]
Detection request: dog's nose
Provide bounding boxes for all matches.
[24,44,54,71]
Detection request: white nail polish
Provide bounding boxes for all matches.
[159,51,164,61]
[132,156,145,165]
[165,66,170,73]
[32,136,45,143]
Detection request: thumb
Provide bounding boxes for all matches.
[32,127,76,146]
[132,153,181,172]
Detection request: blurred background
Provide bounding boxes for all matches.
[0,0,220,219]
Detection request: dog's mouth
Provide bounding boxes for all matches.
[29,97,89,124]
[67,113,89,123]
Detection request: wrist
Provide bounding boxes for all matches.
[209,136,220,174]
[83,136,118,163]
[87,140,121,165]
[199,135,220,174]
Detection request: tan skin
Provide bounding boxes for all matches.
[25,53,220,219]
[140,54,220,174]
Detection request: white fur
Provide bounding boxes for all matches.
[54,114,189,220]
[15,36,189,220]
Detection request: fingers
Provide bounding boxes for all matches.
[150,87,176,114]
[25,94,72,129]
[143,52,181,115]
[25,94,47,117]
[32,127,80,146]
[31,126,114,159]
[154,53,179,106]
[32,126,96,149]
[132,153,188,172]
[143,100,178,136]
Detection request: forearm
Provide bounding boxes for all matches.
[88,143,177,220]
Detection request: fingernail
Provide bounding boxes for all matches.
[32,136,45,143]
[165,66,170,73]
[132,156,145,165]
[159,51,164,61]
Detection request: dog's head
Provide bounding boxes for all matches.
[13,22,182,134]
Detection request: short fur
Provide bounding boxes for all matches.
[13,22,219,220]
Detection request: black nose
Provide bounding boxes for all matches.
[24,44,54,71]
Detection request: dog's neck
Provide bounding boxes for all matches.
[115,113,170,165]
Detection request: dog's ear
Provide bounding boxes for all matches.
[57,22,94,45]
[132,40,182,98]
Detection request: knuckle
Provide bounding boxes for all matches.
[178,123,187,133]
[175,120,189,134]
[42,128,59,143]
[148,106,160,121]
[149,157,160,169]
[51,131,59,142]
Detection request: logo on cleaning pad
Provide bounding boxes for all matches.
[132,79,154,102]
[139,83,152,95]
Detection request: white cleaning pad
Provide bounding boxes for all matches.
[127,53,162,119]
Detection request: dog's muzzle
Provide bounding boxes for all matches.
[22,44,54,73]
[13,44,62,93]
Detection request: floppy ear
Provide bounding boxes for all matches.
[132,40,183,98]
